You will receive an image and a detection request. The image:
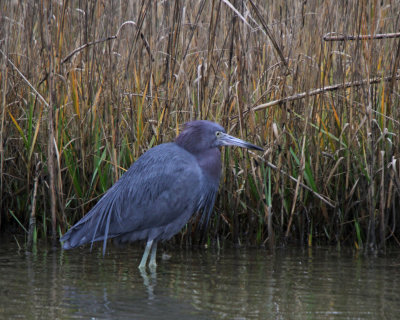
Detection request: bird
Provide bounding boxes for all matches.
[60,120,263,269]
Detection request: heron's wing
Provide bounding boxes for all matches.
[61,143,204,251]
[110,144,204,233]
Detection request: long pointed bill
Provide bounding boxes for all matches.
[219,133,264,151]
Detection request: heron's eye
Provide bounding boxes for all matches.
[215,131,222,138]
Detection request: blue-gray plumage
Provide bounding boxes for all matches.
[60,120,263,268]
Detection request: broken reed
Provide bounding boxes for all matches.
[1,1,399,252]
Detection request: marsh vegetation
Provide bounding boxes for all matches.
[1,1,399,251]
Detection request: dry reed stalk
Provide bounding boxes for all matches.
[247,75,400,115]
[0,27,8,231]
[323,32,400,41]
[41,1,58,246]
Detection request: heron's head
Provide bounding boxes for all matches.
[175,120,263,154]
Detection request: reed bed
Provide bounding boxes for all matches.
[1,0,399,252]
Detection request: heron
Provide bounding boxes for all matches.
[61,120,263,269]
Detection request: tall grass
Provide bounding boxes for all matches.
[1,0,399,252]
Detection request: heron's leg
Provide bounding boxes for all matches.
[139,240,153,269]
[148,241,158,268]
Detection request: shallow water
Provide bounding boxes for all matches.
[0,241,399,319]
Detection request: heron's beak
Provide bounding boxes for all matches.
[219,133,264,151]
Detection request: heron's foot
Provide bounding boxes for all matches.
[138,259,156,270]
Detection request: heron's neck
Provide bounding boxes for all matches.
[195,148,221,186]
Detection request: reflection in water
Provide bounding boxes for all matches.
[0,241,400,319]
[140,266,157,300]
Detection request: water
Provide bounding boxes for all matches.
[1,241,399,319]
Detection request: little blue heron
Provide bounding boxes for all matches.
[61,120,263,268]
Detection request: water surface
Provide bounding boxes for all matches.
[1,241,399,319]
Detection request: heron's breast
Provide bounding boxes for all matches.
[195,148,222,186]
